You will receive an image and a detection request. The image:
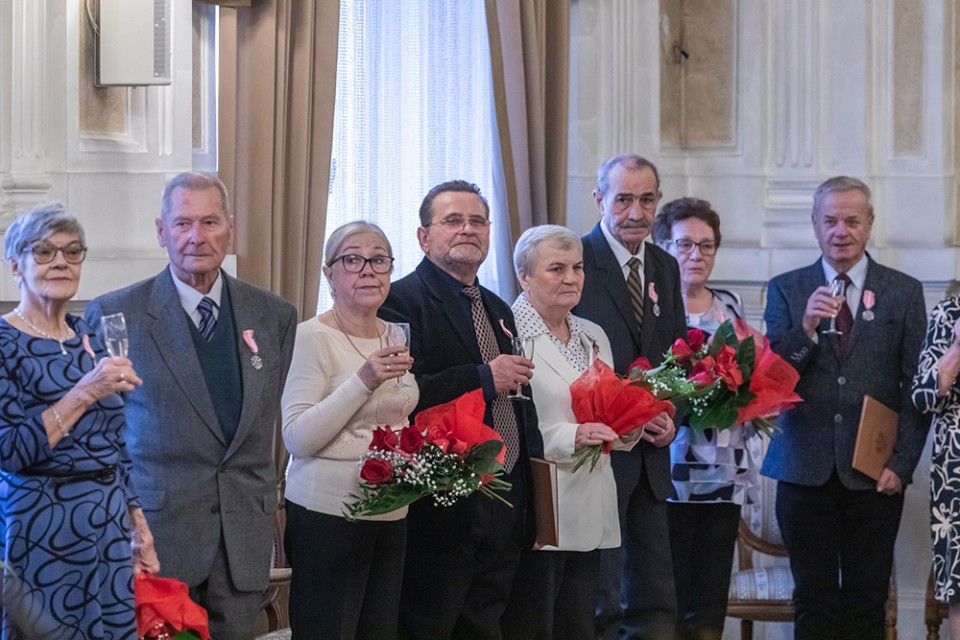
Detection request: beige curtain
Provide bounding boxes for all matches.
[485,0,570,239]
[218,0,340,320]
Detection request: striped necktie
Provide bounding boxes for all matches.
[627,257,644,335]
[462,285,520,472]
[197,297,217,340]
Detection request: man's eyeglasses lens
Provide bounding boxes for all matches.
[31,243,87,264]
[335,254,395,273]
[435,216,490,230]
[673,239,717,256]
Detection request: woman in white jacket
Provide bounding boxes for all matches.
[502,225,638,640]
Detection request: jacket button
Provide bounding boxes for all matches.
[838,376,846,385]
[210,504,219,514]
[834,414,843,423]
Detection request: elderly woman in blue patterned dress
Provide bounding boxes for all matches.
[501,224,639,640]
[0,203,159,639]
[912,298,960,639]
[653,197,762,640]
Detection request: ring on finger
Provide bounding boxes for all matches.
[120,373,125,382]
[387,364,392,371]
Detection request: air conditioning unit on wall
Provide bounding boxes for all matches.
[96,0,172,86]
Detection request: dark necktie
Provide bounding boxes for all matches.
[627,257,645,335]
[834,273,854,356]
[462,285,520,472]
[197,297,217,340]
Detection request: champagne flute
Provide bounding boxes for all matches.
[386,322,412,387]
[100,313,128,358]
[823,278,846,335]
[509,336,535,401]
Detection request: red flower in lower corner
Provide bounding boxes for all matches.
[370,426,399,451]
[690,345,743,392]
[687,328,706,352]
[629,356,653,372]
[359,458,394,484]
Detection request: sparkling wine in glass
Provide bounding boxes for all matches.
[100,313,128,358]
[823,278,847,335]
[386,322,412,387]
[509,336,535,401]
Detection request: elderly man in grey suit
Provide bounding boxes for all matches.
[86,172,297,640]
[763,176,929,640]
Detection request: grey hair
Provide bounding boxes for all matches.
[513,224,582,278]
[160,172,231,219]
[596,154,661,195]
[812,176,873,218]
[4,202,86,261]
[324,221,393,266]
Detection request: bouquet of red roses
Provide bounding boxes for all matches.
[569,359,676,472]
[343,389,511,519]
[630,319,802,434]
[135,574,210,640]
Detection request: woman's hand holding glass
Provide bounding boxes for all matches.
[356,345,413,391]
[76,356,142,403]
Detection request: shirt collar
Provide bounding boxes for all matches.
[600,218,646,268]
[169,265,224,313]
[821,254,869,292]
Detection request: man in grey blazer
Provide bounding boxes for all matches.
[763,176,929,640]
[573,154,687,640]
[86,172,297,640]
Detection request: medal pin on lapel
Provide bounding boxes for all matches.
[648,282,661,317]
[862,290,876,322]
[242,330,263,370]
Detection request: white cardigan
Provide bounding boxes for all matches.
[521,313,635,552]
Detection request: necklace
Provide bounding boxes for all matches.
[14,307,72,355]
[331,306,383,359]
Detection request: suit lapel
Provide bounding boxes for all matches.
[585,228,642,353]
[147,270,225,445]
[225,277,267,459]
[845,258,885,357]
[417,261,488,362]
[641,254,660,356]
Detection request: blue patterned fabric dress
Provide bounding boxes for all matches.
[912,296,960,603]
[0,316,137,639]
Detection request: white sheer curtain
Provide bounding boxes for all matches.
[319,0,509,312]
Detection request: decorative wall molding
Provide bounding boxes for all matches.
[770,0,816,171]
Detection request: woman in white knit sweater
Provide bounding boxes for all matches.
[281,221,418,640]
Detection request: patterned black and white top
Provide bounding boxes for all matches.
[912,295,960,602]
[669,288,763,505]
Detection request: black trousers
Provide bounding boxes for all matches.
[285,501,407,640]
[667,502,741,640]
[501,548,600,640]
[776,472,903,640]
[398,466,525,640]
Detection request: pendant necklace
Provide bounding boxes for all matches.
[331,306,383,359]
[14,307,72,355]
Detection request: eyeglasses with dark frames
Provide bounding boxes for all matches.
[669,238,718,256]
[29,241,88,265]
[329,254,395,274]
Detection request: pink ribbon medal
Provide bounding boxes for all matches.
[648,282,661,317]
[862,290,876,322]
[81,334,96,360]
[498,319,514,338]
[242,330,263,370]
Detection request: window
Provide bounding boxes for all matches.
[319,0,505,311]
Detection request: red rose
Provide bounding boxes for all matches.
[670,338,694,362]
[359,458,394,484]
[629,356,653,372]
[714,345,744,391]
[425,425,450,452]
[686,328,706,352]
[399,426,424,454]
[370,426,399,451]
[690,355,716,387]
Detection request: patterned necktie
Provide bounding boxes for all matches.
[197,297,217,340]
[627,257,645,335]
[462,285,520,472]
[834,273,854,356]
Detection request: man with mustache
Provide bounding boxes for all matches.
[573,155,687,639]
[763,176,928,639]
[380,179,543,639]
